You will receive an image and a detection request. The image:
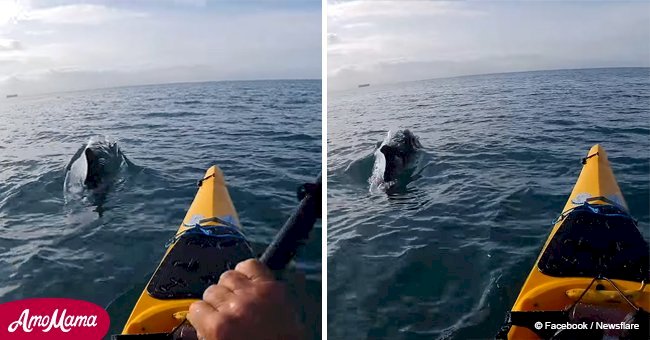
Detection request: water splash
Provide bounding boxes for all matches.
[369,129,398,193]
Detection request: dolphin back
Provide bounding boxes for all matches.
[370,129,423,191]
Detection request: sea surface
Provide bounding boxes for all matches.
[0,79,321,337]
[327,68,650,339]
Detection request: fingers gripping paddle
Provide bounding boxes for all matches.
[172,174,321,339]
[113,174,321,340]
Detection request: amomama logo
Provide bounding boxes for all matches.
[0,298,110,339]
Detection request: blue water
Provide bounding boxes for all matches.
[327,68,650,339]
[0,80,321,335]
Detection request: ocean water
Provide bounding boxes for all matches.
[0,79,321,336]
[327,68,650,339]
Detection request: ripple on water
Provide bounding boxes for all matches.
[0,80,322,337]
[328,68,650,339]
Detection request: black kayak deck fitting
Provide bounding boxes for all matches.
[147,231,253,299]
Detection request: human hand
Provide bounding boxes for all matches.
[187,259,305,340]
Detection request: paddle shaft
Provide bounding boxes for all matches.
[259,175,321,271]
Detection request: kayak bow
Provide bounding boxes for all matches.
[113,166,320,339]
[498,144,650,339]
[117,166,252,337]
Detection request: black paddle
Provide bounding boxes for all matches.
[260,174,322,271]
[113,175,322,340]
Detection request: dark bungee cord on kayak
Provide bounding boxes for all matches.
[113,173,321,340]
[496,145,650,339]
[496,201,649,339]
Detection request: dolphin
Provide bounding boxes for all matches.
[82,141,122,190]
[64,137,127,195]
[63,137,135,216]
[371,129,422,188]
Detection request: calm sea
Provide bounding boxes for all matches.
[0,79,321,337]
[327,68,649,339]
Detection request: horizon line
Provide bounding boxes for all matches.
[5,77,323,98]
[328,66,649,93]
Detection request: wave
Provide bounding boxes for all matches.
[173,100,203,105]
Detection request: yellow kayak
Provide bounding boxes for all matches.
[116,166,254,337]
[499,144,650,339]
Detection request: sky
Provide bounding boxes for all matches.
[328,1,650,91]
[0,0,321,95]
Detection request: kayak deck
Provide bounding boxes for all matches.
[505,145,650,339]
[120,166,253,335]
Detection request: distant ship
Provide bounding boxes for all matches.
[6,94,17,98]
[358,83,370,88]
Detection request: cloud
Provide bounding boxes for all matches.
[24,4,147,25]
[169,0,208,7]
[328,33,340,45]
[0,0,27,26]
[327,1,650,91]
[23,29,54,36]
[0,66,215,94]
[328,1,481,20]
[0,2,320,94]
[0,39,22,51]
[329,54,648,91]
[0,60,318,94]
